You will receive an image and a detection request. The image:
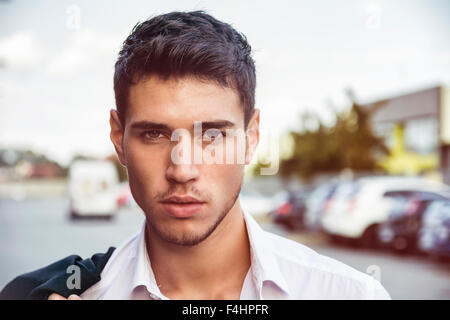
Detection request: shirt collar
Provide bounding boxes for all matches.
[130,202,291,299]
[241,204,291,298]
[130,222,167,299]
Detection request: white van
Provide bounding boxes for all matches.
[68,160,120,219]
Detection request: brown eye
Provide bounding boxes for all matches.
[142,130,164,140]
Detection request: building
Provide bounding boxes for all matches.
[363,85,450,185]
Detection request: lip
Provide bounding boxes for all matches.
[160,195,205,218]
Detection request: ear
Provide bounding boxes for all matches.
[245,108,260,165]
[109,109,127,166]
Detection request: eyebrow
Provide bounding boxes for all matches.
[201,120,235,130]
[130,121,173,131]
[130,120,235,131]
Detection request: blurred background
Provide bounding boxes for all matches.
[1,0,450,299]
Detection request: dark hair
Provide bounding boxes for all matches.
[114,11,256,128]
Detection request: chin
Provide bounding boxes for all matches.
[161,229,212,246]
[153,218,217,246]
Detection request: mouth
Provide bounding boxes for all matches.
[160,196,206,218]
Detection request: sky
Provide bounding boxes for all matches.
[0,0,449,166]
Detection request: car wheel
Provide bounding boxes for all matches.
[358,224,380,249]
[329,234,346,246]
[70,210,80,220]
[392,236,409,252]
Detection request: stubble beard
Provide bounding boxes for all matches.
[146,182,242,246]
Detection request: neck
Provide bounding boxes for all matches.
[145,198,251,299]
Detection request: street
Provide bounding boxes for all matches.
[1,197,449,299]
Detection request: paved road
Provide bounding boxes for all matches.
[0,197,449,299]
[262,222,450,300]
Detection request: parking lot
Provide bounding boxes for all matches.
[1,196,449,299]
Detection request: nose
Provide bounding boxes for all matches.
[165,161,200,184]
[165,132,200,184]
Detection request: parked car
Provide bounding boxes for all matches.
[321,176,449,248]
[304,180,339,231]
[377,191,449,253]
[418,199,450,260]
[271,189,310,230]
[68,160,120,219]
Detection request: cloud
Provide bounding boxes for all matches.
[46,29,124,75]
[0,32,42,69]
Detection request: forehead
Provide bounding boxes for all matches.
[127,75,244,128]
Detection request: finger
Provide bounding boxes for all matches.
[68,294,82,300]
[48,293,67,300]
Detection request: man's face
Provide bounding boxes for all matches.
[110,75,259,246]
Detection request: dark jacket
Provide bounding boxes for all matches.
[0,247,115,300]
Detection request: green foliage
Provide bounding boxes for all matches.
[254,99,388,181]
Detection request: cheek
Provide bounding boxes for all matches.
[125,136,169,172]
[124,140,169,195]
[203,163,244,194]
[215,135,248,164]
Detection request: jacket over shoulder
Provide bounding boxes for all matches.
[0,247,115,300]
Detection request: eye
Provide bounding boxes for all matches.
[203,129,226,142]
[141,130,165,141]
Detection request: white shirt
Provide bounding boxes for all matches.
[81,206,391,300]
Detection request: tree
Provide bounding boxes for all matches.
[253,95,388,181]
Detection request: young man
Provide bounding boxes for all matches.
[1,11,390,300]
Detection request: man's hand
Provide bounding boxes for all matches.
[48,293,82,300]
